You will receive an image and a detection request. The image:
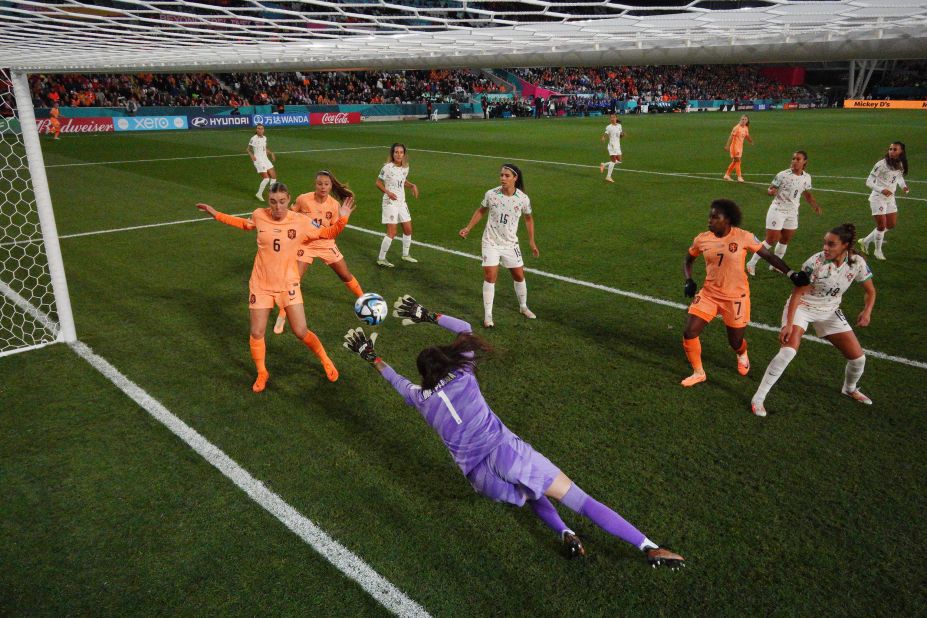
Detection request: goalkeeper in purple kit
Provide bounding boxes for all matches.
[343,295,685,569]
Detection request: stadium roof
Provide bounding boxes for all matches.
[1,0,926,73]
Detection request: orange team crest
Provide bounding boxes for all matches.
[728,242,738,252]
[288,229,297,239]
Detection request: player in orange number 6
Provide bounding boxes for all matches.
[196,182,355,392]
[681,199,809,387]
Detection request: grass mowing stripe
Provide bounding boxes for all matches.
[44,146,383,168]
[41,212,927,370]
[412,147,927,202]
[345,224,927,371]
[69,339,432,618]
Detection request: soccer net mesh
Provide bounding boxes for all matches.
[0,69,63,357]
[0,1,925,72]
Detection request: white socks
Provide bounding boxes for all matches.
[843,356,866,393]
[257,177,271,195]
[606,162,615,179]
[874,229,885,253]
[482,281,495,321]
[774,242,788,259]
[747,241,771,268]
[378,236,393,260]
[514,280,528,308]
[401,234,412,256]
[753,346,797,403]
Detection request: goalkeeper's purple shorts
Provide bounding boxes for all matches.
[466,435,561,506]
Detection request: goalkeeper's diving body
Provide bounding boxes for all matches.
[342,295,685,568]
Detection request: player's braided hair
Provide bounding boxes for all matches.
[885,141,909,176]
[416,333,494,390]
[710,198,742,227]
[831,222,858,265]
[317,170,354,202]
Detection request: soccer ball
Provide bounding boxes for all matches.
[354,292,388,326]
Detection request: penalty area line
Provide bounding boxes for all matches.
[346,224,927,371]
[69,340,431,618]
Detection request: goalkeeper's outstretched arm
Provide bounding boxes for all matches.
[393,295,472,334]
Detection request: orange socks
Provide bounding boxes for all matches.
[734,162,743,178]
[725,162,736,176]
[683,337,703,372]
[345,276,363,298]
[249,335,269,392]
[302,331,339,382]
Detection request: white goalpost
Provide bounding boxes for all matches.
[0,69,76,357]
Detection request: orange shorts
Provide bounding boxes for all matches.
[729,148,743,159]
[249,282,303,310]
[297,244,343,265]
[688,290,750,328]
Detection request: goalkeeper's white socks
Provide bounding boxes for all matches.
[378,235,393,260]
[482,281,495,324]
[752,346,797,404]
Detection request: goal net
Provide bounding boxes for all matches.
[0,68,75,357]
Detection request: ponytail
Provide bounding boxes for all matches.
[831,222,858,265]
[317,170,354,202]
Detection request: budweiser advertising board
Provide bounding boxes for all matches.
[36,117,114,133]
[309,112,362,125]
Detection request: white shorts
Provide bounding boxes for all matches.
[782,303,852,338]
[482,241,524,269]
[765,206,798,231]
[607,145,622,156]
[869,194,897,216]
[382,200,411,224]
[253,156,274,174]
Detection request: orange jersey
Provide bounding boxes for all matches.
[223,208,346,292]
[293,193,340,250]
[688,227,762,300]
[729,125,749,152]
[50,108,60,119]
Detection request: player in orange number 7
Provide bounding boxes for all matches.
[196,182,355,392]
[681,199,810,387]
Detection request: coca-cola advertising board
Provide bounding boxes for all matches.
[309,112,362,126]
[36,117,114,134]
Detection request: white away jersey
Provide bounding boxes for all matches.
[770,169,812,211]
[798,251,872,316]
[866,159,907,197]
[481,187,531,246]
[248,134,268,158]
[604,123,623,146]
[378,162,410,204]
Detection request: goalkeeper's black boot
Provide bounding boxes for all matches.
[563,532,586,559]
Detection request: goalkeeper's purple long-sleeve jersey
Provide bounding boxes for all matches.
[380,314,513,476]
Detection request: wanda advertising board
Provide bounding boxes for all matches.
[36,117,114,134]
[309,112,362,126]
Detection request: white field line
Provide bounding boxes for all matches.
[684,171,927,184]
[345,224,927,371]
[70,339,431,618]
[37,214,927,371]
[411,148,927,203]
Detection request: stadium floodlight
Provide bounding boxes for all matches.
[0,1,925,73]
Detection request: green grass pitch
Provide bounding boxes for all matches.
[2,110,926,616]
